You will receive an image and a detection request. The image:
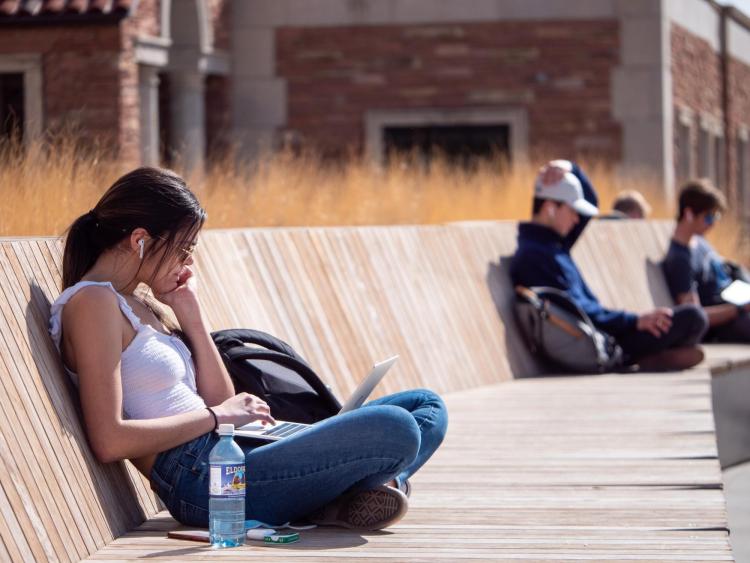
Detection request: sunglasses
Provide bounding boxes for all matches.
[704,212,721,226]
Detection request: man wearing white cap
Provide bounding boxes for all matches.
[510,160,707,372]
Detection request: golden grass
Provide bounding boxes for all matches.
[0,137,745,263]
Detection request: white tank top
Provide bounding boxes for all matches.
[48,281,206,420]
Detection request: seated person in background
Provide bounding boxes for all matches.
[510,160,707,371]
[612,190,652,219]
[662,179,750,342]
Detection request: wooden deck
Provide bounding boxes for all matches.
[89,372,732,561]
[0,221,739,561]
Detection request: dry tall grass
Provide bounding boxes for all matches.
[0,137,746,263]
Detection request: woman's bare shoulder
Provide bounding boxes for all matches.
[62,285,123,329]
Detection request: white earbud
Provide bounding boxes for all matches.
[138,239,145,260]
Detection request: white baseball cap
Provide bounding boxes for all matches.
[534,162,599,217]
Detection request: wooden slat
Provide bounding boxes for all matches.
[13,238,151,537]
[87,373,732,560]
[0,221,739,561]
[0,239,158,561]
[0,244,87,561]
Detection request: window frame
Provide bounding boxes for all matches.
[365,107,529,166]
[0,54,42,144]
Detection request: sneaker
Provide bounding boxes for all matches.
[308,485,409,531]
[637,346,704,372]
[399,478,412,498]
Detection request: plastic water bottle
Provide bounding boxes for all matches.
[209,424,246,548]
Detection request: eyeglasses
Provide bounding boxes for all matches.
[176,242,197,262]
[154,235,198,262]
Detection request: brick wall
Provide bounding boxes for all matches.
[671,23,722,192]
[729,56,750,209]
[276,20,621,162]
[208,0,231,51]
[0,25,124,153]
[129,0,161,38]
[119,0,161,166]
[205,74,231,160]
[671,22,750,205]
[671,24,722,116]
[730,59,750,127]
[205,0,231,160]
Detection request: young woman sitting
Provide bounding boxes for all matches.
[49,167,448,530]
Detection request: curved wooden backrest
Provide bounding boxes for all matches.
[194,223,523,397]
[0,239,161,562]
[571,220,675,313]
[0,220,676,560]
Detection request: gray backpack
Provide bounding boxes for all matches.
[514,286,624,374]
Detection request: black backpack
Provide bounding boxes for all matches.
[514,286,624,374]
[211,329,342,424]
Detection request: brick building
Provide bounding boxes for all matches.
[0,0,230,168]
[0,0,749,209]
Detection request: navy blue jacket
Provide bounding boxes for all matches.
[509,164,638,337]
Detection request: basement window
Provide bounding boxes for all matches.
[383,124,510,167]
[0,73,24,141]
[365,108,528,168]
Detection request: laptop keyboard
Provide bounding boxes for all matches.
[261,422,310,438]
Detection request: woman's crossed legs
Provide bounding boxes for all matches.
[153,389,448,527]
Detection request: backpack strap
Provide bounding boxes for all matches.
[212,328,303,361]
[524,286,597,337]
[211,329,343,411]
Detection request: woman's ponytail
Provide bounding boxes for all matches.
[62,210,103,289]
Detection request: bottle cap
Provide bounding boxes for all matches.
[217,423,235,436]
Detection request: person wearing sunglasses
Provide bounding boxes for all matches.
[662,179,749,342]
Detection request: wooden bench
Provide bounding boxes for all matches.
[0,221,738,561]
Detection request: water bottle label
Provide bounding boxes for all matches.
[209,463,246,497]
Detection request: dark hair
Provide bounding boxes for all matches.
[62,167,206,289]
[677,178,727,220]
[612,190,651,218]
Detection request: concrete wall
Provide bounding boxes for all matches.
[613,0,674,199]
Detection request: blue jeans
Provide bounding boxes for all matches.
[150,389,448,527]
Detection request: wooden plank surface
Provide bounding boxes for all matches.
[0,239,163,561]
[0,221,740,561]
[87,371,732,561]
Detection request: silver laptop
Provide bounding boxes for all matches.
[229,355,399,442]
